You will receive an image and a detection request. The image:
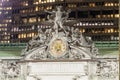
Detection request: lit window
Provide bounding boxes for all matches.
[41,18,45,21]
[0,40,10,43]
[0,7,2,10]
[110,28,114,33]
[114,29,118,33]
[4,32,7,35]
[23,34,26,38]
[80,29,85,33]
[9,19,12,22]
[35,6,39,11]
[46,6,52,10]
[25,3,28,6]
[29,17,37,23]
[7,41,10,43]
[22,18,27,23]
[27,33,31,37]
[108,3,111,6]
[103,15,106,18]
[22,1,28,6]
[83,23,85,26]
[95,23,98,26]
[5,24,7,26]
[105,3,114,6]
[18,34,20,39]
[115,14,119,18]
[111,3,114,6]
[86,23,88,26]
[79,22,82,26]
[38,17,41,22]
[96,15,101,18]
[31,33,35,37]
[49,0,55,2]
[105,29,108,33]
[32,26,35,29]
[18,34,27,38]
[89,3,95,7]
[111,14,113,18]
[68,4,77,8]
[36,2,39,4]
[107,15,110,18]
[4,7,12,10]
[114,3,119,6]
[107,29,111,33]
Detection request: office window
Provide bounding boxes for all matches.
[114,3,119,6]
[89,3,95,7]
[29,17,37,23]
[46,6,52,10]
[68,4,77,8]
[35,6,39,11]
[96,15,101,18]
[21,1,28,6]
[0,40,10,43]
[18,34,27,38]
[104,3,114,6]
[22,18,28,23]
[33,0,39,4]
[33,0,55,4]
[115,14,119,18]
[80,29,85,33]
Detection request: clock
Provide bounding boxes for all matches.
[49,39,67,57]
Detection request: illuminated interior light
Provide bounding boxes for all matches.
[110,28,114,33]
[111,3,114,6]
[36,6,39,11]
[111,14,113,18]
[115,14,119,18]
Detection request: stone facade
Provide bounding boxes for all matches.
[0,6,118,80]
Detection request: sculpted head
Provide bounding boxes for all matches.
[56,6,62,11]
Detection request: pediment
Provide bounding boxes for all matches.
[21,6,98,61]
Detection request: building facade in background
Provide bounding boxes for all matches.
[0,0,119,43]
[0,0,12,43]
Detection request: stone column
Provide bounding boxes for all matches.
[88,61,97,80]
[20,62,28,80]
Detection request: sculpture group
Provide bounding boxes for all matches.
[0,6,118,80]
[21,6,98,60]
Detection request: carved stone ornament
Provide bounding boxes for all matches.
[1,61,21,80]
[21,6,99,60]
[96,60,119,79]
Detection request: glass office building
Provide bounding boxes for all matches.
[0,0,119,57]
[0,0,12,43]
[0,0,119,43]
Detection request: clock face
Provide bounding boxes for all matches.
[49,39,67,57]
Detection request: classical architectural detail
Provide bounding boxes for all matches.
[21,6,98,60]
[96,60,119,80]
[1,61,21,80]
[0,6,118,80]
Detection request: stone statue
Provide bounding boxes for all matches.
[21,6,99,60]
[45,6,71,34]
